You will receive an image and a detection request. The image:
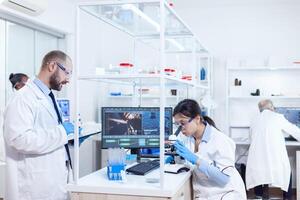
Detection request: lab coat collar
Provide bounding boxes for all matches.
[30,78,58,122]
[33,78,51,96]
[201,123,212,143]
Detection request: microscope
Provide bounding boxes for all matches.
[165,125,185,164]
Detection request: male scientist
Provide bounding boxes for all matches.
[246,99,300,200]
[3,50,74,200]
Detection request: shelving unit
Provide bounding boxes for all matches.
[228,66,300,71]
[73,0,211,188]
[226,62,300,143]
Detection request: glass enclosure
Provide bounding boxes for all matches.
[80,1,207,53]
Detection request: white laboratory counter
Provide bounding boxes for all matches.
[66,166,192,200]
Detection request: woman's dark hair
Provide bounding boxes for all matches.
[9,73,28,89]
[173,99,217,129]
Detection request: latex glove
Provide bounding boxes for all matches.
[174,140,199,165]
[62,122,74,135]
[62,122,82,135]
[165,155,174,164]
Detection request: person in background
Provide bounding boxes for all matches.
[3,50,74,200]
[246,99,300,200]
[9,73,29,90]
[0,73,29,163]
[172,99,247,199]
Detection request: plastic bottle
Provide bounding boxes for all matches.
[200,67,206,80]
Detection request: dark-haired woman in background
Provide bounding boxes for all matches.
[173,99,246,199]
[1,73,29,162]
[9,73,29,90]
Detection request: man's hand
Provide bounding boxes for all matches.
[62,122,82,135]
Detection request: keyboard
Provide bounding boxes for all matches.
[285,136,297,141]
[126,160,160,175]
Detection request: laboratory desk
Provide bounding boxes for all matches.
[66,166,192,200]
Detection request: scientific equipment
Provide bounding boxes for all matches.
[200,67,206,80]
[276,107,300,127]
[57,98,70,122]
[276,107,300,141]
[165,125,185,164]
[107,148,126,181]
[250,89,260,96]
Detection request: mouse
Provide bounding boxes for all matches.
[177,167,190,173]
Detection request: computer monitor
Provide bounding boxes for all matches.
[57,98,70,122]
[275,107,300,127]
[101,107,173,149]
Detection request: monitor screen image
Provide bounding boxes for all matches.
[276,107,300,127]
[101,107,173,148]
[57,99,70,122]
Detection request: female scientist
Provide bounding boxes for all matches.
[173,99,246,199]
[0,73,29,163]
[9,73,29,90]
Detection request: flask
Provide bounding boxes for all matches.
[200,67,206,80]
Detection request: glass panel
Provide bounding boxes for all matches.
[140,36,208,53]
[35,31,59,74]
[0,19,5,110]
[6,22,34,101]
[80,3,207,52]
[80,2,191,37]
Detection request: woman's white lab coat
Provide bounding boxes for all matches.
[3,80,69,200]
[178,125,247,200]
[246,110,300,191]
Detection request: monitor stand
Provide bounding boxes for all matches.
[131,148,142,162]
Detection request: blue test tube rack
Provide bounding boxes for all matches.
[107,164,126,181]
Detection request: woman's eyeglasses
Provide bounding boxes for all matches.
[174,117,193,129]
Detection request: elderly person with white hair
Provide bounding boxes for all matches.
[246,99,300,200]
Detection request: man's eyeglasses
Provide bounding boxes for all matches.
[174,117,194,129]
[56,62,72,77]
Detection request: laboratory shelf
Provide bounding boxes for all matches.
[230,125,250,129]
[228,96,300,100]
[79,1,190,37]
[78,0,207,53]
[107,95,181,99]
[78,74,209,89]
[228,66,300,71]
[234,140,300,147]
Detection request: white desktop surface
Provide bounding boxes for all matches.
[66,166,191,197]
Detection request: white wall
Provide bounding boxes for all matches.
[173,0,300,188]
[0,0,75,34]
[173,0,300,131]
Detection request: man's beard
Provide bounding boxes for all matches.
[49,70,62,91]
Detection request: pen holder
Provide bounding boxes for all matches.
[107,164,126,181]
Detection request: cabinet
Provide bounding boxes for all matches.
[70,177,192,200]
[72,0,211,188]
[67,167,192,200]
[226,65,300,142]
